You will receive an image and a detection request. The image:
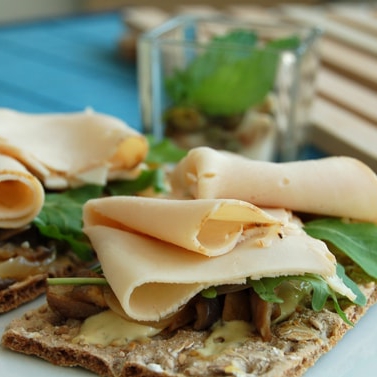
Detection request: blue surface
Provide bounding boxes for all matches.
[0,12,141,130]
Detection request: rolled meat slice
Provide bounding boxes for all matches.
[0,154,44,228]
[170,147,377,223]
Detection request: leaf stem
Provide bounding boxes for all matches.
[47,277,108,286]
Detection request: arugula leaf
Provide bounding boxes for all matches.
[107,169,166,196]
[304,218,377,279]
[145,135,187,163]
[189,52,273,116]
[32,136,185,260]
[33,185,103,261]
[165,30,258,107]
[201,286,218,299]
[249,266,366,326]
[165,30,300,116]
[62,184,103,203]
[336,264,366,306]
[247,277,284,303]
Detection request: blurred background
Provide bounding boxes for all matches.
[0,0,367,24]
[0,0,376,168]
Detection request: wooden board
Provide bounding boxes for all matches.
[310,98,377,171]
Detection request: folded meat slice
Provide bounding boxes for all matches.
[83,196,354,322]
[83,196,280,257]
[83,223,346,322]
[0,108,148,189]
[0,154,44,228]
[170,147,377,223]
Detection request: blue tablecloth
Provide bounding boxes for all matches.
[0,11,142,131]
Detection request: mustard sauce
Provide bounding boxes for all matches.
[198,320,253,357]
[73,310,162,346]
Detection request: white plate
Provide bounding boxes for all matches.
[1,297,377,376]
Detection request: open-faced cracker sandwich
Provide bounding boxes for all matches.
[2,147,377,377]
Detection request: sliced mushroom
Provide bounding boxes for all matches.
[250,290,275,341]
[47,283,108,320]
[167,302,197,332]
[167,295,222,332]
[222,290,252,322]
[71,284,108,307]
[193,296,222,331]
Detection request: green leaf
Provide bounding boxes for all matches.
[304,218,377,279]
[249,268,365,327]
[31,137,186,260]
[302,272,353,326]
[146,135,187,163]
[165,30,300,116]
[267,36,301,50]
[33,185,103,260]
[305,276,331,311]
[336,264,366,306]
[62,184,103,203]
[107,170,161,196]
[107,168,168,195]
[248,277,285,303]
[201,286,218,299]
[189,51,275,115]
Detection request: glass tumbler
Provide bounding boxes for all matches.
[138,15,321,161]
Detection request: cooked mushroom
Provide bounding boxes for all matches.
[193,296,222,331]
[47,283,108,320]
[167,295,222,332]
[71,284,108,307]
[222,290,252,321]
[167,303,197,332]
[250,290,281,341]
